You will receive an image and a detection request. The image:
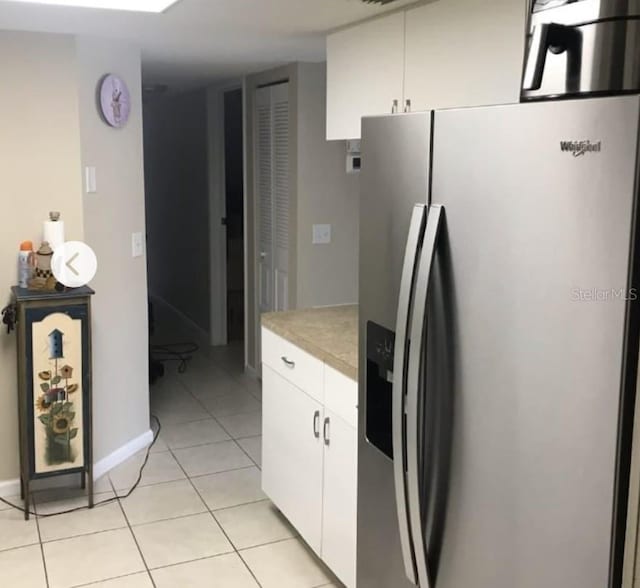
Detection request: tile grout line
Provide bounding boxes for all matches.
[172,385,262,466]
[110,474,158,588]
[34,524,129,547]
[165,444,265,588]
[34,495,51,588]
[72,570,153,588]
[167,364,263,479]
[173,364,261,438]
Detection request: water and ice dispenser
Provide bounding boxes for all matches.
[365,321,396,460]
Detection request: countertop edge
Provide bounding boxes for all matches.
[261,314,358,382]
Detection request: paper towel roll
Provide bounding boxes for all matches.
[43,219,65,251]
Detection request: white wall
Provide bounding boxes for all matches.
[75,37,150,466]
[0,32,84,482]
[296,63,359,308]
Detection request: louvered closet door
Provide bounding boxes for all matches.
[256,86,274,314]
[255,82,290,315]
[271,82,290,312]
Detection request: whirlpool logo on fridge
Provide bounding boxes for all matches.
[560,140,602,157]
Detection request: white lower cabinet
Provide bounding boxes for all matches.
[262,365,324,553]
[321,409,358,588]
[262,328,358,587]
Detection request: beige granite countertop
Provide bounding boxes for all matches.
[261,305,358,381]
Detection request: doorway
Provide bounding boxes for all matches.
[223,88,245,343]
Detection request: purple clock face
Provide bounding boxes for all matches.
[99,74,131,128]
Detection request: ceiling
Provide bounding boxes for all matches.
[0,0,418,89]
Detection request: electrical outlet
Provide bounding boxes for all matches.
[132,232,144,258]
[313,224,332,245]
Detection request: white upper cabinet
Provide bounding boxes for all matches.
[326,0,528,140]
[326,12,405,140]
[404,0,526,113]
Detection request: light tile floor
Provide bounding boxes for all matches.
[0,332,342,587]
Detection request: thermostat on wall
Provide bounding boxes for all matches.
[346,139,361,174]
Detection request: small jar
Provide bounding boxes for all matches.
[34,242,54,278]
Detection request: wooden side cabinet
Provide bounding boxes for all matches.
[12,286,94,520]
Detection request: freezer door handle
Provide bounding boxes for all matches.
[392,203,427,586]
[406,204,444,588]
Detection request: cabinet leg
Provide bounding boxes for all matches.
[20,476,24,500]
[80,471,86,490]
[23,479,30,521]
[87,467,94,509]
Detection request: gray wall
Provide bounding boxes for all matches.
[0,32,84,483]
[0,32,150,485]
[296,63,359,308]
[144,90,211,334]
[76,36,150,466]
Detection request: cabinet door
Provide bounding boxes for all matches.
[321,410,358,588]
[326,12,405,140]
[262,365,324,553]
[404,0,526,113]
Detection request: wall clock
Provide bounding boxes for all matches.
[98,74,131,128]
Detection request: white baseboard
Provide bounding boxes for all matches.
[0,478,21,498]
[0,429,154,498]
[93,429,154,481]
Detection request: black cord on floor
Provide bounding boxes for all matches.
[151,342,199,374]
[0,415,162,518]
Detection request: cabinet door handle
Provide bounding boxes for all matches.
[404,99,411,113]
[391,99,399,114]
[323,417,331,446]
[281,356,295,368]
[313,411,321,438]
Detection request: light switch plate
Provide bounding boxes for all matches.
[132,232,144,258]
[85,166,97,194]
[313,224,332,245]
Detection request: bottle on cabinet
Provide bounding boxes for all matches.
[18,241,34,289]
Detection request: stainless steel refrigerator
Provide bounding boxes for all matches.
[357,4,640,587]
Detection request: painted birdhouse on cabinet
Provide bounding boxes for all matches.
[49,329,64,359]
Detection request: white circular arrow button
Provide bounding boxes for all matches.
[52,241,98,288]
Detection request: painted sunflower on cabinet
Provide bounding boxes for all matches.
[36,349,79,465]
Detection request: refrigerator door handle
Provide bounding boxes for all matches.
[406,204,444,588]
[392,203,427,586]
